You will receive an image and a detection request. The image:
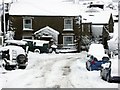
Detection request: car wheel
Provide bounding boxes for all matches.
[34,49,40,54]
[18,66,26,69]
[17,54,27,64]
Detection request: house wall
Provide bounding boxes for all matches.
[81,23,92,36]
[9,15,80,46]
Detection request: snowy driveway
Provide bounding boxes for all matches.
[0,51,118,89]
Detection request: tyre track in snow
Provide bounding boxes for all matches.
[44,55,84,88]
[2,52,87,88]
[37,56,76,88]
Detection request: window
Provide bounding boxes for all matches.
[63,36,73,45]
[82,24,91,32]
[23,18,32,30]
[64,18,73,31]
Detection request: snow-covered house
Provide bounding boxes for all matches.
[87,1,105,9]
[8,0,82,52]
[81,8,114,49]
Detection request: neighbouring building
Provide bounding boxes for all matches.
[81,7,114,49]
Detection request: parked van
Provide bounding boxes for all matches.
[0,45,28,70]
[22,39,51,53]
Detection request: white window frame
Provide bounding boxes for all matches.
[63,36,74,46]
[23,18,33,30]
[64,18,73,31]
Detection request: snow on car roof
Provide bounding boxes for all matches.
[5,40,27,45]
[0,46,26,57]
[0,45,25,52]
[88,43,107,60]
[0,45,22,50]
[0,0,12,4]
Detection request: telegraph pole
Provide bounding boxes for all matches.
[2,0,6,40]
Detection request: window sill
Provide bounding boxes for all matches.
[23,28,33,31]
[63,29,73,31]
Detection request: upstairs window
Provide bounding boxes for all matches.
[23,18,32,30]
[64,18,73,31]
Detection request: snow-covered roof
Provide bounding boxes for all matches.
[82,10,111,24]
[34,26,59,35]
[0,0,12,4]
[9,0,81,16]
[85,7,103,13]
[90,0,104,5]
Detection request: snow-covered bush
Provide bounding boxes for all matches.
[5,31,15,40]
[81,35,92,51]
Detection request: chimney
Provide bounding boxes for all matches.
[12,0,18,3]
[73,0,79,4]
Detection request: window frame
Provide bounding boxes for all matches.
[63,36,74,45]
[64,18,73,31]
[23,18,33,30]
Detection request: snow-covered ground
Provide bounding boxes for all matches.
[0,0,119,89]
[0,51,118,89]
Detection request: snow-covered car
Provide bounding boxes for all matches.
[100,61,120,83]
[86,55,110,71]
[86,43,110,71]
[5,40,28,51]
[0,46,28,70]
